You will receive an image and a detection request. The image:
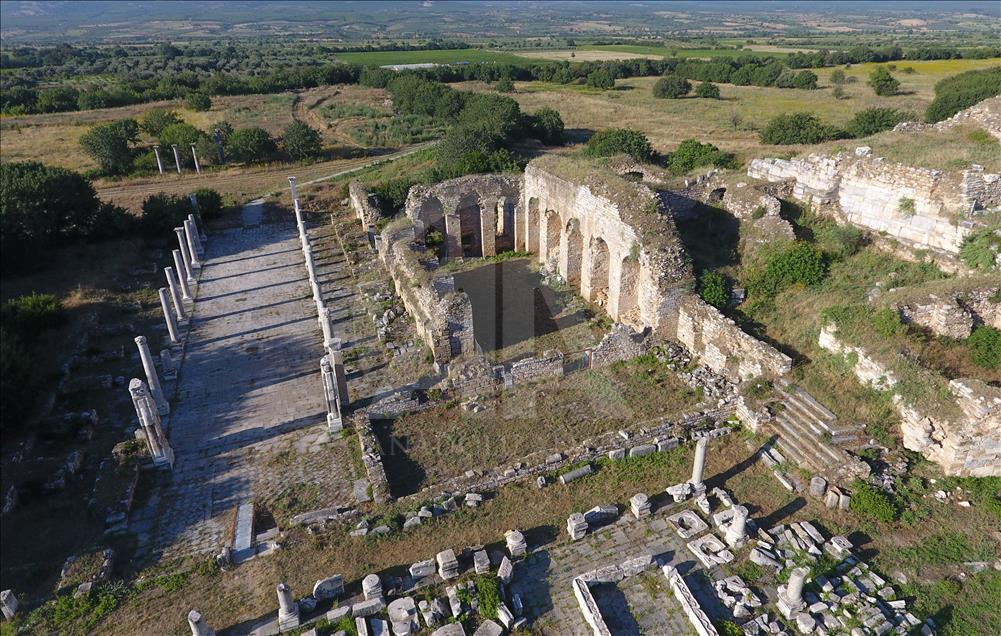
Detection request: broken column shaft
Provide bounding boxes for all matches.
[690,437,708,488]
[135,335,168,415]
[159,288,180,344]
[175,227,197,284]
[165,266,187,321]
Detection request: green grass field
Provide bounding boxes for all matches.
[582,44,791,59]
[334,48,529,66]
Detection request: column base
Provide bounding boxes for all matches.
[278,608,300,631]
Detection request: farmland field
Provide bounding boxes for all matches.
[333,48,529,66]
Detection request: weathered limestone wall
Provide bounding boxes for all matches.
[818,325,1001,476]
[376,221,475,364]
[675,295,792,379]
[349,181,382,230]
[748,152,991,254]
[406,175,523,258]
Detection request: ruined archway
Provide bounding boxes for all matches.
[495,197,515,253]
[422,197,447,260]
[457,193,483,257]
[617,255,641,324]
[544,210,561,264]
[586,237,610,306]
[526,197,540,253]
[563,218,583,288]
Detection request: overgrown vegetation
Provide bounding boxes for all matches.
[958,226,1000,271]
[581,128,655,162]
[850,480,900,523]
[665,139,736,175]
[925,66,1001,122]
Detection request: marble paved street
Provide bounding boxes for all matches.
[130,202,357,560]
[511,500,723,635]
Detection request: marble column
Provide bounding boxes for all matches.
[171,144,182,174]
[690,437,708,488]
[724,506,748,547]
[172,250,193,300]
[186,214,204,257]
[288,176,299,203]
[183,220,201,268]
[187,609,215,636]
[276,583,299,630]
[129,378,173,467]
[319,306,333,346]
[327,338,350,406]
[165,266,187,321]
[188,212,206,244]
[153,146,165,175]
[175,227,197,284]
[159,288,180,344]
[321,355,343,432]
[190,144,201,174]
[779,566,809,618]
[135,335,168,415]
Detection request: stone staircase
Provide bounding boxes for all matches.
[764,382,866,479]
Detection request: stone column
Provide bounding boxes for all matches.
[187,609,215,636]
[288,176,299,203]
[213,128,225,164]
[175,228,197,283]
[186,214,205,257]
[690,437,708,488]
[321,355,343,432]
[172,250,193,300]
[724,506,748,547]
[183,220,201,268]
[319,306,333,346]
[779,566,809,618]
[327,338,350,406]
[159,288,180,344]
[190,144,201,174]
[323,308,338,349]
[171,144,182,174]
[129,379,166,463]
[188,212,207,244]
[1,589,18,620]
[276,583,299,630]
[153,146,165,175]
[161,348,176,379]
[135,336,169,415]
[165,267,187,321]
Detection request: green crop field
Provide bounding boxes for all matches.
[334,48,529,66]
[582,44,791,59]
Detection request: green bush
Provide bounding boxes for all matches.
[192,188,224,219]
[79,119,140,175]
[850,480,899,523]
[759,112,844,145]
[140,193,191,239]
[2,293,65,337]
[227,127,277,163]
[582,128,654,162]
[495,76,514,93]
[139,108,182,137]
[586,68,615,89]
[694,81,720,99]
[666,139,736,175]
[830,69,847,85]
[926,66,1001,122]
[698,270,730,309]
[813,222,864,260]
[475,576,501,619]
[653,74,691,99]
[157,122,205,166]
[846,107,914,137]
[184,92,212,112]
[748,242,827,299]
[958,227,1000,270]
[870,308,907,338]
[528,107,565,145]
[716,621,745,636]
[967,326,1001,369]
[282,121,323,159]
[868,66,900,96]
[371,177,424,214]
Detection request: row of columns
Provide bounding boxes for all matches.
[132,196,208,469]
[154,144,202,175]
[289,177,349,433]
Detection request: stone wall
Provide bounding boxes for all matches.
[510,350,565,384]
[748,151,991,255]
[818,325,1001,476]
[376,220,475,364]
[591,323,651,367]
[349,181,382,231]
[674,295,792,379]
[893,96,1001,141]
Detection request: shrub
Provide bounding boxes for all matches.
[371,177,423,214]
[830,69,847,85]
[586,68,615,89]
[158,122,204,151]
[958,227,1000,270]
[694,81,720,99]
[792,70,818,89]
[846,107,914,137]
[282,121,323,159]
[748,242,827,298]
[759,112,843,145]
[698,270,730,309]
[814,222,864,260]
[868,66,900,96]
[139,109,182,136]
[528,107,565,145]
[897,197,915,216]
[495,76,514,93]
[475,576,501,619]
[140,193,191,239]
[79,119,140,175]
[192,188,224,219]
[926,67,1001,122]
[716,621,745,636]
[582,128,654,162]
[227,127,276,163]
[850,480,899,523]
[184,92,212,111]
[967,326,1001,369]
[666,139,736,175]
[871,308,907,338]
[2,293,64,337]
[653,75,691,99]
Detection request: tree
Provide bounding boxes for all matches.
[698,270,731,308]
[694,81,720,99]
[35,87,79,113]
[926,67,1001,122]
[282,121,323,159]
[79,119,139,174]
[666,139,736,175]
[846,108,913,137]
[792,70,818,89]
[495,76,514,93]
[157,122,205,166]
[868,66,900,96]
[586,68,615,89]
[529,107,565,145]
[185,92,212,111]
[653,75,691,99]
[227,127,276,163]
[140,193,190,239]
[759,112,842,145]
[192,188,224,219]
[582,128,654,163]
[140,108,182,137]
[830,68,847,85]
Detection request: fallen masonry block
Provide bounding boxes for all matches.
[313,575,344,600]
[409,559,436,579]
[560,464,593,484]
[629,444,656,458]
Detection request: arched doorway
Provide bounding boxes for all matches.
[422,197,446,260]
[526,197,540,253]
[544,210,561,264]
[457,193,483,257]
[587,237,610,306]
[563,218,583,288]
[617,255,641,323]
